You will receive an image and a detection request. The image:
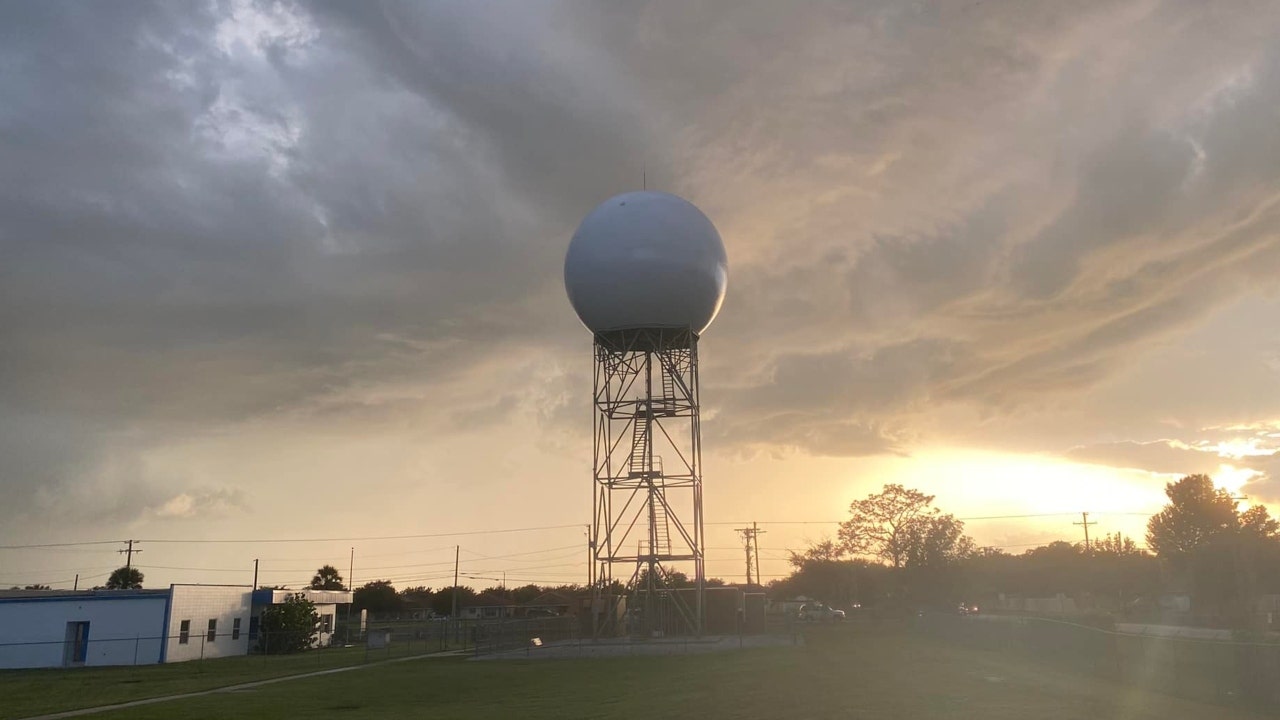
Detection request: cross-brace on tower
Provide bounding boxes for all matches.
[590,326,704,637]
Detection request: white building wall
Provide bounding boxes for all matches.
[0,596,168,669]
[163,585,252,663]
[314,603,338,648]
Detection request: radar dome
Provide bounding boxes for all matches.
[564,191,728,335]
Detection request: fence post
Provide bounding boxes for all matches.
[134,636,140,666]
[200,633,205,664]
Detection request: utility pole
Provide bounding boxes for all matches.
[1074,512,1096,552]
[252,559,259,591]
[452,545,460,618]
[753,521,764,586]
[734,526,753,585]
[118,540,141,569]
[587,523,598,637]
[344,547,354,646]
[735,524,764,586]
[586,524,594,590]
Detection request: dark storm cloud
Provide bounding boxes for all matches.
[0,0,662,458]
[0,1,593,527]
[302,1,662,240]
[1010,129,1196,300]
[6,0,1280,533]
[707,16,1280,455]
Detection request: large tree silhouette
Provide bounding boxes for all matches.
[353,580,401,614]
[1146,474,1240,561]
[1146,474,1280,626]
[837,484,972,569]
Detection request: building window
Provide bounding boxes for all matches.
[207,619,217,642]
[179,620,190,644]
[232,618,241,640]
[321,614,333,633]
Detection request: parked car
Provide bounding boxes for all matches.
[797,603,846,622]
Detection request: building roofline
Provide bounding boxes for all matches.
[168,583,254,589]
[0,589,170,604]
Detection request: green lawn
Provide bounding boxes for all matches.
[0,637,453,720]
[29,626,1265,720]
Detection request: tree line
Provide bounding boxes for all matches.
[302,565,729,618]
[303,564,589,618]
[776,476,1280,629]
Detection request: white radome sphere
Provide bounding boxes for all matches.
[564,191,728,335]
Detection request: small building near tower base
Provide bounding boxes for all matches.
[0,584,256,668]
[249,588,351,649]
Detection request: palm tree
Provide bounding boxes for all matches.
[105,567,144,589]
[310,565,345,590]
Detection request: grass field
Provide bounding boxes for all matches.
[5,625,1268,720]
[0,637,453,720]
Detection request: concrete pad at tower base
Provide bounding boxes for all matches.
[471,634,802,661]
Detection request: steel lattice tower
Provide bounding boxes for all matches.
[590,327,703,636]
[563,190,726,638]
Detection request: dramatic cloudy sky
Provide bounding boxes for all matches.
[5,0,1280,589]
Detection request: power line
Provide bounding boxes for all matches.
[254,543,570,566]
[133,542,595,587]
[135,523,585,545]
[0,566,117,577]
[705,511,1160,526]
[3,570,114,589]
[257,545,462,563]
[134,564,245,573]
[466,560,588,573]
[706,521,840,526]
[961,513,1089,521]
[0,540,124,551]
[458,543,584,560]
[3,512,1166,553]
[0,524,583,552]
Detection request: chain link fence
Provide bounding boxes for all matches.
[470,616,580,656]
[2,612,811,668]
[0,619,480,671]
